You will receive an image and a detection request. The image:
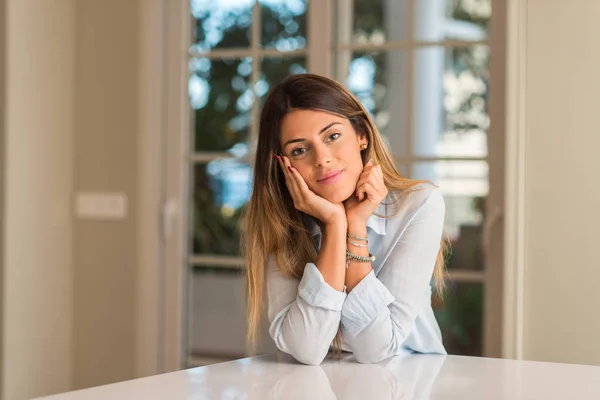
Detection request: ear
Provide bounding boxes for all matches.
[358,133,368,148]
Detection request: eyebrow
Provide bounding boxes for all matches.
[282,122,343,148]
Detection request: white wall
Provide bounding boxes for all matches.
[72,0,139,390]
[1,0,142,397]
[523,0,600,365]
[2,0,74,398]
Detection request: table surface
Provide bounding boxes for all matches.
[39,353,600,399]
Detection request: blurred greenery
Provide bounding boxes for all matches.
[191,57,252,152]
[192,165,245,255]
[261,0,307,49]
[434,283,484,356]
[352,0,386,42]
[190,1,308,256]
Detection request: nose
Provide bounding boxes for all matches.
[313,143,332,167]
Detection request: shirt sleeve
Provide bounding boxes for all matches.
[340,188,445,363]
[267,257,346,365]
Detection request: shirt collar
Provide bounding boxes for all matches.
[302,199,388,237]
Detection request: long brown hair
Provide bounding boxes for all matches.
[241,73,447,353]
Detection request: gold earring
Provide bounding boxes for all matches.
[360,144,368,150]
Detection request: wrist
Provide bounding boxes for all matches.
[347,219,367,235]
[322,208,346,227]
[324,215,347,232]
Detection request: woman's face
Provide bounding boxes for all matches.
[279,109,367,204]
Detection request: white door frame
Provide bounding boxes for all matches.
[136,0,164,378]
[0,0,6,390]
[483,0,507,359]
[502,0,527,360]
[136,0,190,376]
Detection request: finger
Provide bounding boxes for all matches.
[274,154,291,187]
[355,163,375,187]
[281,158,320,212]
[355,163,375,184]
[282,157,316,209]
[280,156,301,193]
[279,155,292,176]
[360,165,384,189]
[371,165,384,187]
[358,175,388,200]
[285,162,313,200]
[356,182,378,202]
[355,172,377,198]
[361,161,375,174]
[277,156,303,205]
[274,154,288,177]
[373,164,384,181]
[290,172,310,206]
[356,173,374,189]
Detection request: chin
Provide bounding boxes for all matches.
[319,185,355,204]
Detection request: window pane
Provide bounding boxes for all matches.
[434,282,483,356]
[336,0,409,45]
[188,267,247,361]
[257,57,307,105]
[189,57,253,152]
[191,0,254,51]
[260,0,308,50]
[191,162,251,256]
[413,161,487,271]
[412,46,489,157]
[414,0,491,42]
[188,266,278,368]
[341,51,408,156]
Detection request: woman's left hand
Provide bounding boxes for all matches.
[344,159,388,227]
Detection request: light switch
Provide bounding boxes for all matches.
[75,192,127,220]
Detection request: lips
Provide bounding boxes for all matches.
[317,170,343,185]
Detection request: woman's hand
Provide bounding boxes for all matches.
[344,159,388,227]
[275,155,346,226]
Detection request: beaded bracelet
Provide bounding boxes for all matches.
[347,232,368,242]
[346,249,376,263]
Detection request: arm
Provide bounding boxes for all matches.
[344,221,372,292]
[267,220,347,365]
[343,159,387,292]
[340,189,445,363]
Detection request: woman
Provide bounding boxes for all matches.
[242,73,447,365]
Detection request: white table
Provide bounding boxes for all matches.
[39,353,600,399]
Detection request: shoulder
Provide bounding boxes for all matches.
[386,182,445,219]
[378,183,445,240]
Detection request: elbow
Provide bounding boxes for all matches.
[354,350,390,364]
[277,341,328,365]
[293,350,327,366]
[350,323,408,364]
[271,325,332,365]
[352,338,404,364]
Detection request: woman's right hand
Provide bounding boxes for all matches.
[275,155,346,227]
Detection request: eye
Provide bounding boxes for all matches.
[290,147,307,156]
[326,132,341,142]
